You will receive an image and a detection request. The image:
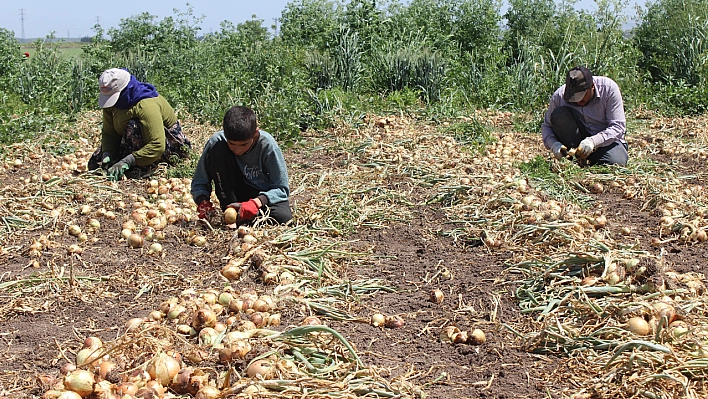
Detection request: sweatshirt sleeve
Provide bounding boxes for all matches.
[260,141,290,205]
[190,140,214,204]
[100,109,122,157]
[541,88,563,150]
[590,80,626,148]
[131,99,167,166]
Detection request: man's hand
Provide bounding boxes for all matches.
[551,142,568,160]
[576,137,595,158]
[238,199,260,221]
[107,154,135,180]
[197,200,216,219]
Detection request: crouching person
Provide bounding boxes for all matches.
[88,68,192,180]
[191,106,292,225]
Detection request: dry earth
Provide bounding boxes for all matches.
[1,111,707,399]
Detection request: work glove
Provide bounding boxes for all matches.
[197,200,216,219]
[551,141,568,160]
[107,154,135,181]
[576,137,595,158]
[101,152,112,167]
[238,199,260,221]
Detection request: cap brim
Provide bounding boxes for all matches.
[565,89,586,103]
[98,92,120,108]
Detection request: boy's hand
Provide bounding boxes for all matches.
[197,200,216,219]
[238,199,260,221]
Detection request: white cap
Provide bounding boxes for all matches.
[98,68,130,108]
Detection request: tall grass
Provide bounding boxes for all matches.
[0,0,706,149]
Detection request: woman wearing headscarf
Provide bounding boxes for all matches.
[87,68,192,180]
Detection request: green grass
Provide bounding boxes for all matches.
[518,155,595,208]
[21,42,86,59]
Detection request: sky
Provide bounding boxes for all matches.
[1,0,643,40]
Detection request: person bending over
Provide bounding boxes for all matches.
[541,65,628,166]
[191,106,292,225]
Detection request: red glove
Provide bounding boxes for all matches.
[197,200,215,219]
[238,199,260,221]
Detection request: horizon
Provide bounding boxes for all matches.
[5,0,643,41]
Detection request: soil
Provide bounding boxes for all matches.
[1,115,707,399]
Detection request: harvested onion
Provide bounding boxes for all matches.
[127,233,143,248]
[468,328,486,345]
[63,369,95,397]
[246,359,275,379]
[224,207,238,224]
[627,317,650,336]
[147,353,181,386]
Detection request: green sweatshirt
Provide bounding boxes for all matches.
[101,95,177,166]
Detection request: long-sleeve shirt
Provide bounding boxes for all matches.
[191,130,290,206]
[101,95,177,166]
[541,76,627,150]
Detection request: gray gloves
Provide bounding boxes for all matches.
[551,142,568,160]
[576,137,595,158]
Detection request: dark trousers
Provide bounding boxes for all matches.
[207,141,292,224]
[551,106,628,166]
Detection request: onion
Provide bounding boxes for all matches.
[63,369,95,397]
[147,353,181,386]
[589,182,604,194]
[652,302,676,324]
[198,327,219,346]
[224,207,238,224]
[301,315,323,326]
[145,380,165,396]
[125,317,146,333]
[229,339,252,359]
[127,234,143,248]
[126,369,151,387]
[429,289,444,304]
[252,298,271,313]
[468,328,486,345]
[195,386,220,399]
[97,361,118,382]
[246,359,275,379]
[191,235,207,246]
[670,320,689,337]
[60,363,77,376]
[56,391,82,399]
[148,243,163,254]
[167,305,186,320]
[221,262,242,281]
[440,325,460,343]
[218,292,233,306]
[76,347,103,367]
[628,317,650,336]
[268,313,281,326]
[192,307,217,330]
[371,313,385,327]
[249,312,268,328]
[114,382,138,396]
[68,225,82,237]
[242,234,257,244]
[384,315,405,328]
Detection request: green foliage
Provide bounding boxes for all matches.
[519,155,594,207]
[0,28,21,85]
[439,119,496,154]
[633,0,708,85]
[279,0,343,50]
[1,0,707,149]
